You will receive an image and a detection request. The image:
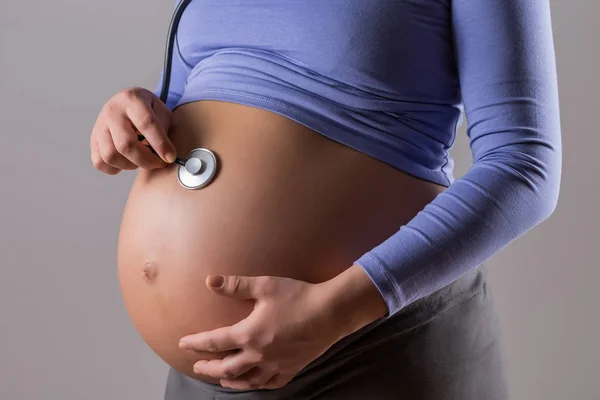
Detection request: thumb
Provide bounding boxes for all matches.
[205,275,260,299]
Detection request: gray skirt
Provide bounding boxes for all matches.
[164,263,509,399]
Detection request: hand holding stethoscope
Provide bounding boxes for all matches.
[90,0,216,189]
[90,86,176,173]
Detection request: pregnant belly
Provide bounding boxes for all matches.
[117,100,445,383]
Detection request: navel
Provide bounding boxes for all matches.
[142,261,159,282]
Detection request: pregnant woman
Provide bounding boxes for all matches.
[90,1,561,399]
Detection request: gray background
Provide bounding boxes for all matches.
[0,1,596,399]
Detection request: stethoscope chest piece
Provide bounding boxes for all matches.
[177,148,218,190]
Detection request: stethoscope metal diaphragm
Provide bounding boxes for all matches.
[177,148,218,190]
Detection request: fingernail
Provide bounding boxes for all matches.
[209,275,225,288]
[164,151,177,163]
[179,341,189,349]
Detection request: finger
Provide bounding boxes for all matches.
[90,137,120,175]
[150,94,174,140]
[125,97,176,163]
[180,325,244,353]
[225,366,276,388]
[220,379,261,391]
[260,373,286,390]
[109,114,166,170]
[208,275,271,300]
[96,128,138,170]
[219,368,269,391]
[193,351,258,380]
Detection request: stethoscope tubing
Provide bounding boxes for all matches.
[158,0,194,105]
[138,0,194,167]
[133,0,217,190]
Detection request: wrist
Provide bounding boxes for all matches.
[319,264,389,340]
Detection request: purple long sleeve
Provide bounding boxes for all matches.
[353,0,561,315]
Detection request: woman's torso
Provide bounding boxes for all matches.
[117,100,447,383]
[170,0,461,188]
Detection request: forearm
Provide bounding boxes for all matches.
[320,263,388,340]
[355,147,560,315]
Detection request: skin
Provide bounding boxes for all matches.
[92,87,446,391]
[178,266,393,390]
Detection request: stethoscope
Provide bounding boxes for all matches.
[138,0,217,190]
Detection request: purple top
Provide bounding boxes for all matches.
[154,0,561,316]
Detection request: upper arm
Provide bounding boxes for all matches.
[451,0,561,165]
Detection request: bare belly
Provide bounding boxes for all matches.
[117,100,446,383]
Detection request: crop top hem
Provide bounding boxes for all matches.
[175,88,453,188]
